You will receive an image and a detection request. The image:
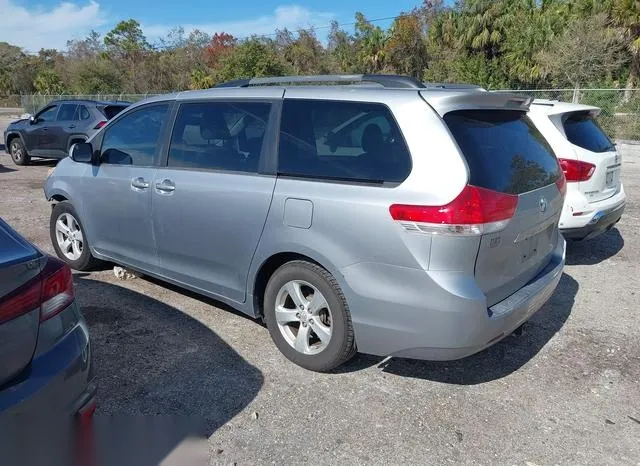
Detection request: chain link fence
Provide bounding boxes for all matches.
[3,88,639,140]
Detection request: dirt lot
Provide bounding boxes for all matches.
[1,118,639,464]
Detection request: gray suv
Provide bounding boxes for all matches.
[44,75,566,371]
[4,99,128,165]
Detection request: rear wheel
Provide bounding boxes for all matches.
[264,260,356,371]
[9,138,30,165]
[50,201,102,271]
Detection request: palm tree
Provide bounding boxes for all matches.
[611,0,640,95]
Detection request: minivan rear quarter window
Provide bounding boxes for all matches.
[278,99,411,183]
[563,112,615,153]
[444,110,560,195]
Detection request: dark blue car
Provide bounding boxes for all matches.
[0,217,96,461]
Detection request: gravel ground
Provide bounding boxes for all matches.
[1,117,639,465]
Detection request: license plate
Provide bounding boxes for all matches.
[520,225,553,264]
[606,169,618,188]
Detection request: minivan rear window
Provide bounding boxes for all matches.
[444,110,560,195]
[563,112,615,153]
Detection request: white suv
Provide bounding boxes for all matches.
[528,100,625,240]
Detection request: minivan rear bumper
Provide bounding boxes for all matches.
[343,238,566,361]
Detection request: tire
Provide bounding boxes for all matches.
[264,260,356,372]
[50,201,102,271]
[9,137,30,166]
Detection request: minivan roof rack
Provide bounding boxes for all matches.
[422,83,485,90]
[215,74,428,89]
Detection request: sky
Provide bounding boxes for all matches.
[0,0,425,52]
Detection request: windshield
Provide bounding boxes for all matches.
[563,112,615,153]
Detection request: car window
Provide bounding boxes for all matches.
[101,104,169,166]
[100,105,128,120]
[78,105,91,121]
[36,106,58,123]
[563,112,615,153]
[444,110,561,194]
[57,104,78,122]
[168,101,271,173]
[278,99,411,183]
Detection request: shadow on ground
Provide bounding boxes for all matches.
[346,273,579,384]
[0,164,16,173]
[74,276,263,465]
[565,228,624,265]
[28,158,58,167]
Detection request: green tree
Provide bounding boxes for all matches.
[353,12,388,73]
[33,69,65,94]
[385,12,428,78]
[536,13,627,89]
[189,68,213,89]
[76,60,123,93]
[215,37,288,83]
[0,42,26,94]
[328,21,356,72]
[104,19,150,92]
[277,29,329,74]
[611,0,640,92]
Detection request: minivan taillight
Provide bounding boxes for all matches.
[93,121,107,130]
[0,257,74,325]
[558,158,595,182]
[390,185,518,236]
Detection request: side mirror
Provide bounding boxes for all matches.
[71,142,98,164]
[29,115,36,125]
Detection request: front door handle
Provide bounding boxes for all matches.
[68,124,76,129]
[42,127,49,131]
[131,177,150,191]
[155,179,176,193]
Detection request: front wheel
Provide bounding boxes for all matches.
[264,260,356,371]
[50,201,103,271]
[9,138,30,165]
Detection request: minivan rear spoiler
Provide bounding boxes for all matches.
[421,91,532,117]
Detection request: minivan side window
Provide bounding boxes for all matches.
[563,112,615,153]
[168,101,271,173]
[101,104,169,166]
[278,100,412,183]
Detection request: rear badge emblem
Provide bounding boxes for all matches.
[539,197,548,213]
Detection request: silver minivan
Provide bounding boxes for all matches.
[45,75,566,371]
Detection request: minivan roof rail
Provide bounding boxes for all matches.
[214,74,432,89]
[423,83,485,90]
